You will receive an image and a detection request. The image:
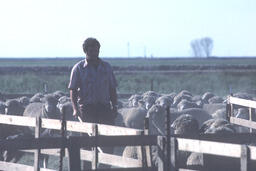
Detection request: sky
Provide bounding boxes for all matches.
[0,0,255,58]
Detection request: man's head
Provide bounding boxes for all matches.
[83,37,100,60]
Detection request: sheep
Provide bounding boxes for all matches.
[212,108,227,120]
[21,94,61,168]
[147,104,212,136]
[29,92,44,103]
[58,101,76,121]
[0,101,5,114]
[177,99,201,111]
[4,99,25,116]
[23,94,60,136]
[18,96,30,107]
[52,90,66,99]
[203,103,226,116]
[187,118,238,171]
[171,114,199,135]
[235,108,256,133]
[155,95,173,109]
[118,107,147,129]
[199,118,236,134]
[141,95,157,110]
[173,90,193,107]
[201,92,215,103]
[128,94,142,107]
[142,91,160,98]
[0,99,28,163]
[208,96,224,104]
[170,114,200,167]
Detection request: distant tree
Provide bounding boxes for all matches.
[190,39,203,57]
[200,37,213,57]
[190,37,214,57]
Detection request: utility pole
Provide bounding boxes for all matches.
[144,46,147,58]
[127,42,130,57]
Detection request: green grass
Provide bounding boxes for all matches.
[1,71,256,97]
[1,57,256,96]
[107,57,256,67]
[116,71,256,96]
[1,57,256,67]
[0,73,69,94]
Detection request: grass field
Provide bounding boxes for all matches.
[0,57,256,96]
[0,70,255,97]
[1,57,256,67]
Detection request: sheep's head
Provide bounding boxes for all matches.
[171,114,199,135]
[155,96,173,109]
[5,99,24,116]
[42,94,59,119]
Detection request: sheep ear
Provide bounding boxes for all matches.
[138,100,144,104]
[155,106,159,112]
[146,112,150,118]
[41,97,45,103]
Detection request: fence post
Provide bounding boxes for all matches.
[157,136,166,171]
[43,83,48,94]
[92,124,98,170]
[144,117,152,167]
[249,108,253,133]
[59,107,67,171]
[150,79,154,91]
[165,106,170,171]
[68,137,81,171]
[226,96,231,122]
[170,137,177,171]
[34,116,41,171]
[241,145,250,171]
[137,130,148,168]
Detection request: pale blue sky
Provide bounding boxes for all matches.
[0,0,255,57]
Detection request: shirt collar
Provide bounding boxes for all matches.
[83,58,102,68]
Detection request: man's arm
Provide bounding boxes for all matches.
[70,89,80,117]
[110,86,118,116]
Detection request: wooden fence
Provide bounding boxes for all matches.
[166,96,256,170]
[0,114,156,171]
[1,96,256,170]
[227,95,256,132]
[165,95,256,171]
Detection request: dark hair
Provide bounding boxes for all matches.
[82,37,101,53]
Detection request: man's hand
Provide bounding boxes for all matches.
[73,108,80,118]
[112,105,118,118]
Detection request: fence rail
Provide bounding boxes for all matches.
[0,114,142,135]
[1,96,256,170]
[227,95,256,131]
[0,114,151,170]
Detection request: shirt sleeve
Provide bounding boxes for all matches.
[109,66,117,88]
[68,65,80,90]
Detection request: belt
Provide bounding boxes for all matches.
[82,103,111,108]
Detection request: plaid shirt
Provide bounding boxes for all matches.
[68,59,117,106]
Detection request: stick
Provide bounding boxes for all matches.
[77,116,103,153]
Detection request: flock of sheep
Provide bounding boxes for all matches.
[0,89,255,170]
[117,90,256,170]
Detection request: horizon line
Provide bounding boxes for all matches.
[0,56,256,59]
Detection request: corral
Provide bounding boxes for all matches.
[0,95,256,171]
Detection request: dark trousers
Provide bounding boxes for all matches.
[79,103,115,169]
[79,103,115,125]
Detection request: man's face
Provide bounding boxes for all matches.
[86,46,100,60]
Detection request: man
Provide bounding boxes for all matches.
[68,37,118,125]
